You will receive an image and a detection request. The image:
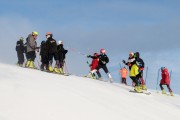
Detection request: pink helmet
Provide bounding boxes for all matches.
[100,48,106,54]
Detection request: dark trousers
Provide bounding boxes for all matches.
[96,64,109,73]
[26,51,36,61]
[121,78,127,85]
[159,84,172,92]
[130,76,140,86]
[17,52,24,64]
[48,53,59,67]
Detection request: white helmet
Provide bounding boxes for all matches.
[58,40,63,45]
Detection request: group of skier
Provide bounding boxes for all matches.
[119,52,173,96]
[15,31,68,74]
[16,31,173,96]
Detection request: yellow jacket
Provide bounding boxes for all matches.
[129,64,139,77]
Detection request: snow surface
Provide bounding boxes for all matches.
[0,63,180,120]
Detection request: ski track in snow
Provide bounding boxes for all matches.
[0,63,180,120]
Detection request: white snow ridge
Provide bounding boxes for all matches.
[0,63,180,120]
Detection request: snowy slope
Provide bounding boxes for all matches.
[0,63,180,120]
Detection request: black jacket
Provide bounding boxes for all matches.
[135,52,144,68]
[88,54,109,65]
[40,41,47,56]
[46,37,57,54]
[16,40,24,53]
[57,44,68,61]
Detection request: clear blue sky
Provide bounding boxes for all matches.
[1,0,180,94]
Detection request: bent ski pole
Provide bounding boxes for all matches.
[156,68,160,91]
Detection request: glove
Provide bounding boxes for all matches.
[87,55,91,58]
[122,60,126,64]
[140,67,144,70]
[101,61,106,64]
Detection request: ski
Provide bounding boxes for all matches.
[129,90,151,95]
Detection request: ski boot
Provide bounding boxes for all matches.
[162,89,166,94]
[25,60,31,67]
[59,68,64,74]
[134,86,143,93]
[170,92,174,96]
[54,67,60,74]
[29,61,36,69]
[48,66,53,72]
[140,84,147,91]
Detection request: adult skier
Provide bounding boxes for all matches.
[26,31,38,68]
[119,67,128,85]
[122,52,136,70]
[57,40,68,74]
[129,62,142,93]
[134,52,147,90]
[45,32,59,73]
[87,49,113,82]
[16,37,25,67]
[87,53,101,79]
[40,40,48,71]
[159,67,173,96]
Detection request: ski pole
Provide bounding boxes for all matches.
[170,70,172,80]
[64,60,69,75]
[145,66,148,85]
[68,47,87,57]
[156,68,160,91]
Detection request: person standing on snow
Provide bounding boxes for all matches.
[45,32,60,73]
[122,52,136,70]
[129,62,143,93]
[123,52,136,86]
[87,53,101,79]
[159,67,173,96]
[119,67,128,85]
[57,40,68,74]
[134,52,147,90]
[26,31,38,68]
[16,37,25,67]
[87,49,113,82]
[40,40,48,71]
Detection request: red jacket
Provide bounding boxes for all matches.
[90,58,99,70]
[160,68,170,85]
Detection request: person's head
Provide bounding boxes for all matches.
[100,48,106,54]
[46,32,53,39]
[32,31,38,40]
[19,37,24,42]
[161,67,165,71]
[94,53,98,57]
[57,40,63,45]
[134,52,139,59]
[129,52,134,58]
[41,40,46,45]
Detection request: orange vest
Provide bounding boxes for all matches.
[120,68,128,78]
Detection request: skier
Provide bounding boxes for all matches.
[87,53,101,79]
[45,32,60,73]
[159,67,173,96]
[40,40,48,71]
[129,62,142,93]
[134,52,147,90]
[122,52,136,86]
[25,31,38,68]
[57,40,68,74]
[119,67,128,85]
[16,37,25,67]
[87,49,113,82]
[122,52,136,70]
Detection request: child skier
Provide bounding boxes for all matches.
[16,37,25,67]
[40,41,48,71]
[119,67,128,85]
[159,67,173,96]
[57,40,68,74]
[87,49,113,82]
[87,53,101,79]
